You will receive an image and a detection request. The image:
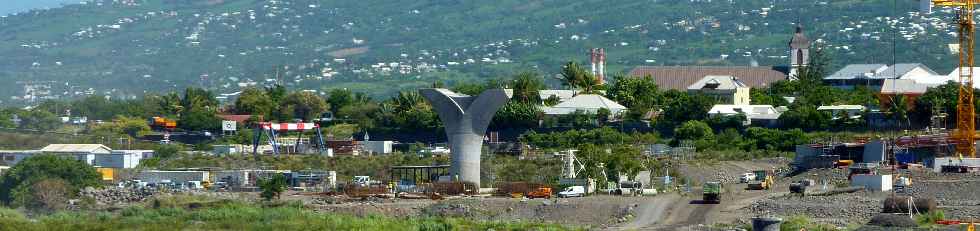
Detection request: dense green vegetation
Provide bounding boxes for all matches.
[0,196,580,231]
[0,155,102,211]
[0,0,955,104]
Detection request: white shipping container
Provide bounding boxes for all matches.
[851,174,892,192]
[362,141,393,155]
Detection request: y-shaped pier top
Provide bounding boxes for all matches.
[420,88,512,187]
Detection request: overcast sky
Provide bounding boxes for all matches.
[1,0,77,16]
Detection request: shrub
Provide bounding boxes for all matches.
[31,178,70,211]
[258,174,287,201]
[0,155,101,208]
[915,210,945,227]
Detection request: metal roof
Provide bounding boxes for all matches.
[538,90,577,102]
[882,63,937,78]
[880,79,934,95]
[629,66,787,90]
[551,94,626,110]
[709,105,781,120]
[687,75,748,90]
[40,144,111,153]
[825,64,888,80]
[543,94,627,115]
[825,63,936,80]
[817,105,867,111]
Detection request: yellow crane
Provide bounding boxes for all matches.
[934,0,977,157]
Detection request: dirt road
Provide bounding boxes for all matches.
[610,187,783,230]
[611,159,792,230]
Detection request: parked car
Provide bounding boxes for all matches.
[558,186,586,198]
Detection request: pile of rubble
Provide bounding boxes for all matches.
[746,192,885,226]
[904,174,980,219]
[79,187,156,205]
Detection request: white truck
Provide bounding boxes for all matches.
[353,176,380,187]
[558,186,586,198]
[739,172,757,183]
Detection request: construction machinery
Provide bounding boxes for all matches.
[702,181,722,204]
[149,116,177,130]
[834,160,854,168]
[789,179,816,195]
[747,170,774,190]
[933,0,977,158]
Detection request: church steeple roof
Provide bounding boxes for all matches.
[789,24,810,49]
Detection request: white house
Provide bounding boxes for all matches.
[687,75,751,105]
[96,150,152,169]
[39,144,112,166]
[708,104,782,127]
[538,90,578,103]
[817,105,866,119]
[542,94,627,117]
[825,63,938,90]
[0,144,149,169]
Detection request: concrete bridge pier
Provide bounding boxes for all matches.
[420,88,512,187]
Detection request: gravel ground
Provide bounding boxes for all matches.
[309,195,651,229]
[742,167,980,227]
[679,158,791,185]
[745,191,887,227]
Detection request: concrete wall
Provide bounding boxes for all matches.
[851,174,892,192]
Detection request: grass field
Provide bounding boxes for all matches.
[0,195,580,231]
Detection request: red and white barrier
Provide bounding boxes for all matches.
[258,122,319,131]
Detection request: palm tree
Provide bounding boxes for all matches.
[159,92,184,116]
[559,62,602,94]
[887,95,911,129]
[511,71,544,104]
[393,91,425,110]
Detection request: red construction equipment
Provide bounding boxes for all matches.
[149,116,177,130]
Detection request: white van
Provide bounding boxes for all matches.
[558,186,586,198]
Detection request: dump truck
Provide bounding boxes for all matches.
[747,170,774,190]
[789,179,815,194]
[702,182,722,204]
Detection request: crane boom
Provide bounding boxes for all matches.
[934,0,977,158]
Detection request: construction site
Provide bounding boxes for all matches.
[7,1,980,231]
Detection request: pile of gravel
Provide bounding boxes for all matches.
[747,192,884,226]
[79,187,155,205]
[866,213,917,227]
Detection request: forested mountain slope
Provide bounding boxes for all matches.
[0,0,954,105]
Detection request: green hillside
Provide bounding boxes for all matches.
[0,0,956,105]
